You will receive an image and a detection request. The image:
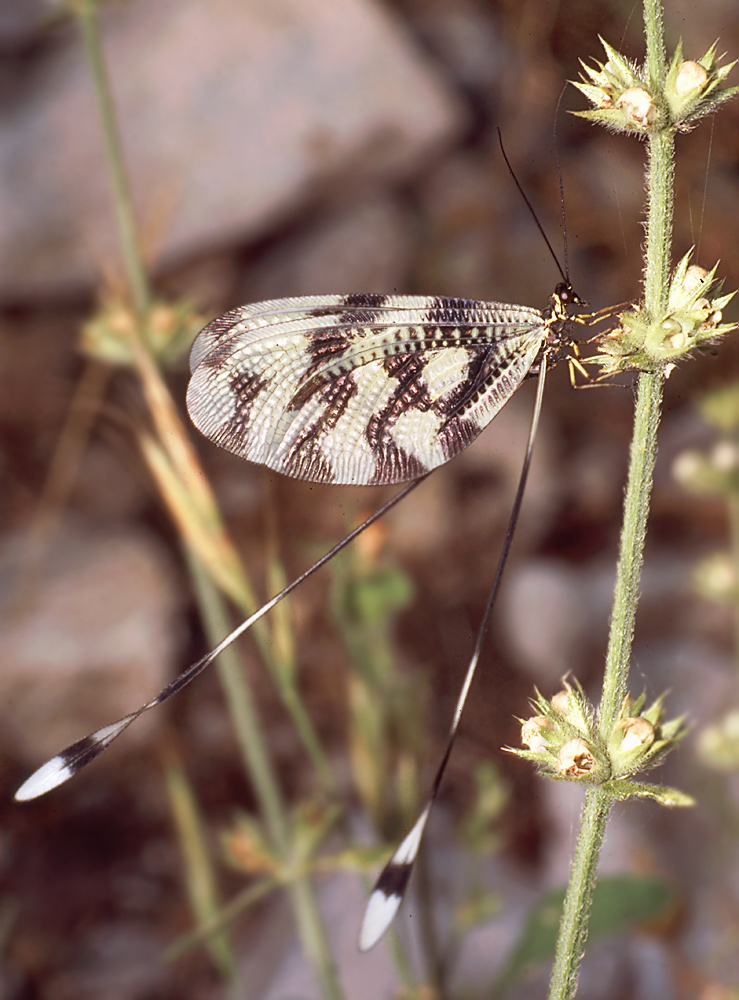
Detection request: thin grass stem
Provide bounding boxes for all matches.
[165,752,237,980]
[75,4,343,991]
[74,0,150,315]
[188,553,344,1000]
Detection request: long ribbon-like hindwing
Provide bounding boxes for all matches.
[16,286,589,943]
[14,479,424,801]
[359,352,550,950]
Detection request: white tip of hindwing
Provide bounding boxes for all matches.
[359,886,405,952]
[15,755,75,801]
[14,715,136,802]
[358,805,431,951]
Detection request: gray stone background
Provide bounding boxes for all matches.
[1,0,738,997]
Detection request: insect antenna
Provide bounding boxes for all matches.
[552,85,572,285]
[14,476,426,802]
[496,128,569,288]
[359,353,549,951]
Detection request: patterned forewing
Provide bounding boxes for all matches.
[187,294,548,484]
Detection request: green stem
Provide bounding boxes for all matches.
[600,0,674,730]
[166,877,279,963]
[598,371,664,731]
[189,552,289,849]
[165,754,237,980]
[548,2,673,995]
[188,554,344,1000]
[643,129,675,320]
[281,684,338,793]
[74,0,150,316]
[643,0,666,87]
[549,368,664,999]
[547,788,611,999]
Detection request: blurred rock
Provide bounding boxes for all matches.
[500,559,593,684]
[453,388,561,544]
[410,0,508,94]
[0,311,77,427]
[0,0,48,47]
[542,780,653,885]
[414,151,508,298]
[47,922,170,1000]
[0,0,464,301]
[71,440,150,520]
[387,466,453,559]
[157,246,244,326]
[0,518,181,764]
[253,871,402,1000]
[244,195,416,300]
[634,635,734,725]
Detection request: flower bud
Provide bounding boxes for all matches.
[521,716,551,752]
[706,310,723,328]
[683,264,709,292]
[558,739,595,776]
[615,87,656,126]
[618,716,655,752]
[551,690,571,714]
[661,321,687,350]
[674,60,709,96]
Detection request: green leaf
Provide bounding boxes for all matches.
[603,779,695,807]
[492,873,678,998]
[454,888,503,934]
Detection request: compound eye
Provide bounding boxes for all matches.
[555,282,585,306]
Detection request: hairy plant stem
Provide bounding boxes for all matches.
[643,0,666,91]
[598,371,665,732]
[548,371,664,999]
[547,1,671,995]
[547,788,610,999]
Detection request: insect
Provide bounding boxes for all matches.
[15,282,605,948]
